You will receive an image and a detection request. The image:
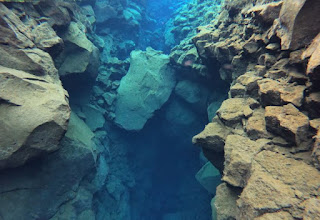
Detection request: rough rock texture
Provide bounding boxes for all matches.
[0,66,70,169]
[276,0,320,50]
[0,113,96,220]
[192,0,320,219]
[0,2,74,170]
[265,104,311,146]
[56,21,100,79]
[114,48,176,131]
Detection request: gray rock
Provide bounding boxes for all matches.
[195,161,221,194]
[0,66,70,169]
[82,105,106,131]
[114,48,176,131]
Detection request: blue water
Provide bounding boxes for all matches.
[63,0,224,219]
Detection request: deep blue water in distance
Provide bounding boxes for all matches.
[82,0,223,219]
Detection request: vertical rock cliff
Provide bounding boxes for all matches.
[192,0,320,219]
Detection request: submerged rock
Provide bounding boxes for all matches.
[0,66,70,169]
[195,161,221,194]
[114,48,176,131]
[56,21,100,79]
[276,0,320,50]
[265,104,311,146]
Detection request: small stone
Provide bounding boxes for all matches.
[266,43,280,50]
[230,83,246,98]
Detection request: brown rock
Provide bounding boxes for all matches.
[312,130,320,169]
[302,33,320,82]
[192,118,231,153]
[265,104,310,146]
[0,66,70,169]
[246,108,269,140]
[223,135,267,187]
[230,83,246,98]
[236,73,262,94]
[305,92,320,118]
[255,211,294,220]
[238,150,320,219]
[303,198,320,220]
[214,183,241,220]
[217,98,259,127]
[258,79,305,107]
[35,0,71,27]
[247,2,283,25]
[276,0,320,50]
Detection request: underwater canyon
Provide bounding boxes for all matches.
[1,0,320,219]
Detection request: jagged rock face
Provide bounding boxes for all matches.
[0,2,73,169]
[192,0,320,219]
[114,48,176,131]
[0,113,96,220]
[276,0,320,50]
[56,21,100,79]
[0,66,70,169]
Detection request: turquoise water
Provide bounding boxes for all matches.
[65,0,225,219]
[0,0,224,219]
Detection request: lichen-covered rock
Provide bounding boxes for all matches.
[265,104,310,146]
[0,66,70,169]
[114,48,176,131]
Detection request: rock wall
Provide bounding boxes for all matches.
[192,0,320,219]
[0,1,129,219]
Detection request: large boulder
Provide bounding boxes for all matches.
[0,114,96,219]
[56,21,100,79]
[276,0,320,50]
[237,151,320,219]
[192,118,231,153]
[0,66,70,169]
[114,48,176,131]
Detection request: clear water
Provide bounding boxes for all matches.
[63,0,225,219]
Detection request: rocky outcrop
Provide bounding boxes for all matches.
[0,66,70,169]
[0,112,96,220]
[56,21,100,79]
[192,0,320,219]
[276,0,320,50]
[0,2,74,169]
[114,48,176,131]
